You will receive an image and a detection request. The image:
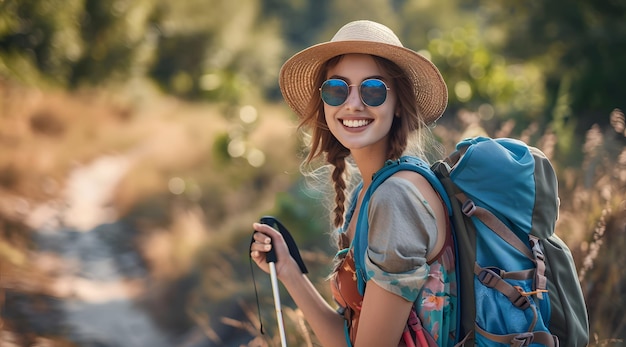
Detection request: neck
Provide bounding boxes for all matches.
[351,147,388,187]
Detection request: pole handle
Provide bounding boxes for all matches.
[260,217,278,263]
[266,239,278,263]
[259,216,308,273]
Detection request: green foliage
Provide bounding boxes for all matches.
[551,75,579,165]
[69,0,157,86]
[0,0,84,85]
[458,0,626,132]
[270,180,330,248]
[423,24,546,122]
[212,132,232,165]
[2,0,623,139]
[0,0,156,87]
[148,0,285,101]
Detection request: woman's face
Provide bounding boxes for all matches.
[323,54,397,156]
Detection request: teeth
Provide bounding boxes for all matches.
[342,119,371,128]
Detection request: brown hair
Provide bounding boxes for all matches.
[298,55,425,228]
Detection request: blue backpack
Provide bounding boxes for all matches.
[352,137,589,346]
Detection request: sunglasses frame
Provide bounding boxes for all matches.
[319,78,391,107]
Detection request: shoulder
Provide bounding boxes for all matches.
[369,174,439,224]
[372,171,442,213]
[371,170,448,261]
[391,170,437,196]
[365,175,438,273]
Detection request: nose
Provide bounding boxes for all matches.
[344,84,364,110]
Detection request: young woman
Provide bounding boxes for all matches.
[251,20,455,347]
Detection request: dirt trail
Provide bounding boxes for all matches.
[23,155,172,346]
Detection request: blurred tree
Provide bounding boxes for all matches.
[259,0,332,101]
[69,0,157,86]
[483,1,625,120]
[457,0,626,160]
[0,0,85,85]
[0,0,157,87]
[260,0,331,49]
[2,0,623,130]
[383,2,547,143]
[148,0,285,103]
[0,0,286,105]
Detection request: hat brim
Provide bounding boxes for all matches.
[279,40,448,124]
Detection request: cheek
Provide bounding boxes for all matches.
[382,100,398,121]
[323,106,335,125]
[389,94,399,114]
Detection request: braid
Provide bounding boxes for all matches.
[328,146,350,228]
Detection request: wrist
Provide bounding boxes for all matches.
[279,259,306,286]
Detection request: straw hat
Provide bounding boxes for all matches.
[279,20,448,124]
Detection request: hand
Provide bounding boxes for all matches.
[250,222,298,280]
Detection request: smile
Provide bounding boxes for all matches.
[342,119,372,128]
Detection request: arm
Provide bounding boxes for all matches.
[355,281,414,346]
[251,223,347,347]
[354,173,445,346]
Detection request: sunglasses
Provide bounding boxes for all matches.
[319,78,390,107]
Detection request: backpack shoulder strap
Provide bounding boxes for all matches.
[371,156,452,213]
[352,156,452,295]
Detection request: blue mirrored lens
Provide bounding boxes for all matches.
[320,79,349,106]
[360,79,387,107]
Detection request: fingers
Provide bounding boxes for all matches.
[253,222,283,238]
[250,222,300,280]
[252,226,272,244]
[250,236,272,254]
[250,233,269,270]
[250,222,281,258]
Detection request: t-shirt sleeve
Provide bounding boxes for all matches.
[365,176,439,301]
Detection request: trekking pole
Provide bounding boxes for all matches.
[254,216,308,347]
[262,219,288,347]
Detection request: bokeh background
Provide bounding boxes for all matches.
[1,0,625,346]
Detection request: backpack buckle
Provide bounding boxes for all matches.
[461,199,477,216]
[511,332,534,346]
[511,292,532,310]
[477,267,531,310]
[530,237,545,261]
[477,267,502,287]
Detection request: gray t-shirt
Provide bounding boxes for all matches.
[365,176,438,301]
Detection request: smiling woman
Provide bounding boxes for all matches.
[250,20,455,347]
